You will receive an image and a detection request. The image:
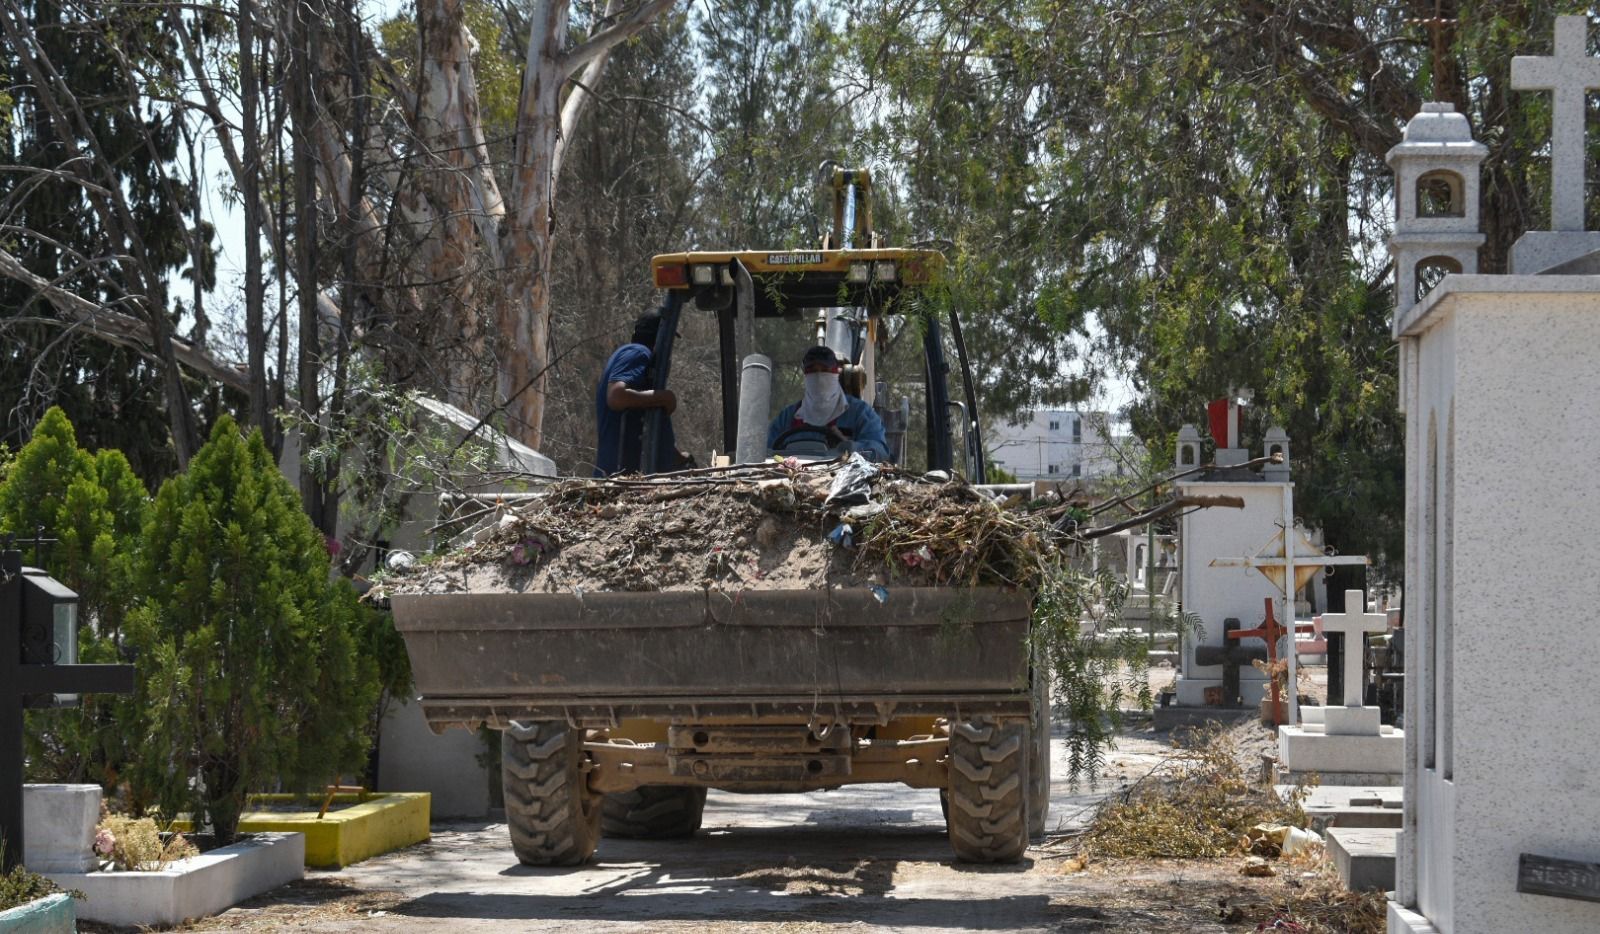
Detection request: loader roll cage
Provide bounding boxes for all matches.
[640,247,988,479]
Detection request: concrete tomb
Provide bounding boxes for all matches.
[1164,394,1306,712]
[21,784,98,873]
[1387,20,1600,932]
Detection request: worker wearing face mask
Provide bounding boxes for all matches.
[766,345,891,461]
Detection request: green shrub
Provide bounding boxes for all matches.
[0,861,76,911]
[0,408,149,786]
[127,416,379,844]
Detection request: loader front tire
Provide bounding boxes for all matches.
[601,786,707,839]
[945,717,1029,863]
[502,720,600,866]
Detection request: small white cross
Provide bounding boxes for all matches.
[1319,590,1389,707]
[1511,15,1600,231]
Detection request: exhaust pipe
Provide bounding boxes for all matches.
[735,354,773,464]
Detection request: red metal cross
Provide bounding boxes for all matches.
[1227,597,1289,724]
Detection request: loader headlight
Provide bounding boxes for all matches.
[847,262,871,283]
[873,261,897,282]
[691,264,717,286]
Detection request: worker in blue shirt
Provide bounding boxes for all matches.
[767,346,891,461]
[594,311,687,476]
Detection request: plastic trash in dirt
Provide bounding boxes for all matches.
[1246,823,1323,857]
[824,453,880,506]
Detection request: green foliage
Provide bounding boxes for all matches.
[0,408,94,542]
[984,461,1019,485]
[127,416,379,845]
[0,0,204,483]
[841,0,1589,577]
[0,408,149,785]
[0,861,76,911]
[1031,566,1150,781]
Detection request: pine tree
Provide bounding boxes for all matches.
[0,407,150,783]
[127,416,377,844]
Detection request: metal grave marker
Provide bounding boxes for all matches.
[1517,853,1600,904]
[1,547,135,870]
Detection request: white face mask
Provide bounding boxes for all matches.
[796,371,848,425]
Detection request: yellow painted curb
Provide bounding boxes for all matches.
[176,793,431,869]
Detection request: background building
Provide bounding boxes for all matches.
[985,409,1134,482]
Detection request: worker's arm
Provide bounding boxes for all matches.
[606,382,676,414]
[846,401,891,462]
[767,402,798,451]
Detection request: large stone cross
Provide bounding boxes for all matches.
[1318,590,1389,708]
[1511,15,1600,231]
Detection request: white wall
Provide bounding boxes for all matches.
[1173,479,1289,705]
[1394,279,1600,934]
[377,702,491,819]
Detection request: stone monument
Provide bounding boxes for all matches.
[1387,18,1600,932]
[1507,14,1600,273]
[1278,590,1402,784]
[1163,395,1335,714]
[1166,395,1281,709]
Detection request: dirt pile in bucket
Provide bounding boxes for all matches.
[380,457,1075,596]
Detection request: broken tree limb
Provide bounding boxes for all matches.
[1090,452,1284,517]
[0,246,249,394]
[1080,494,1245,540]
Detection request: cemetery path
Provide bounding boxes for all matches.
[157,723,1312,933]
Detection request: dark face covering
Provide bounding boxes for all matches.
[632,313,661,348]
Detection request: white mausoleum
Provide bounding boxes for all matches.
[1388,17,1600,933]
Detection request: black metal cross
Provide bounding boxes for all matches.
[1,548,135,871]
[1194,617,1269,707]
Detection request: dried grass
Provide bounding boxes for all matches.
[1244,850,1390,933]
[95,813,197,871]
[1081,725,1310,859]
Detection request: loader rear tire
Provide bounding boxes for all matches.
[1028,665,1052,839]
[502,720,600,866]
[945,717,1029,863]
[601,786,707,839]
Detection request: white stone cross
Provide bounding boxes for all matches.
[1319,590,1389,708]
[1511,15,1600,231]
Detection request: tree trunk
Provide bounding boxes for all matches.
[495,0,669,448]
[290,0,331,532]
[239,0,272,442]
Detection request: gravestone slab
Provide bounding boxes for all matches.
[21,784,99,873]
[1324,706,1382,735]
[1330,827,1398,891]
[1278,723,1403,782]
[1279,590,1400,782]
[1282,784,1403,831]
